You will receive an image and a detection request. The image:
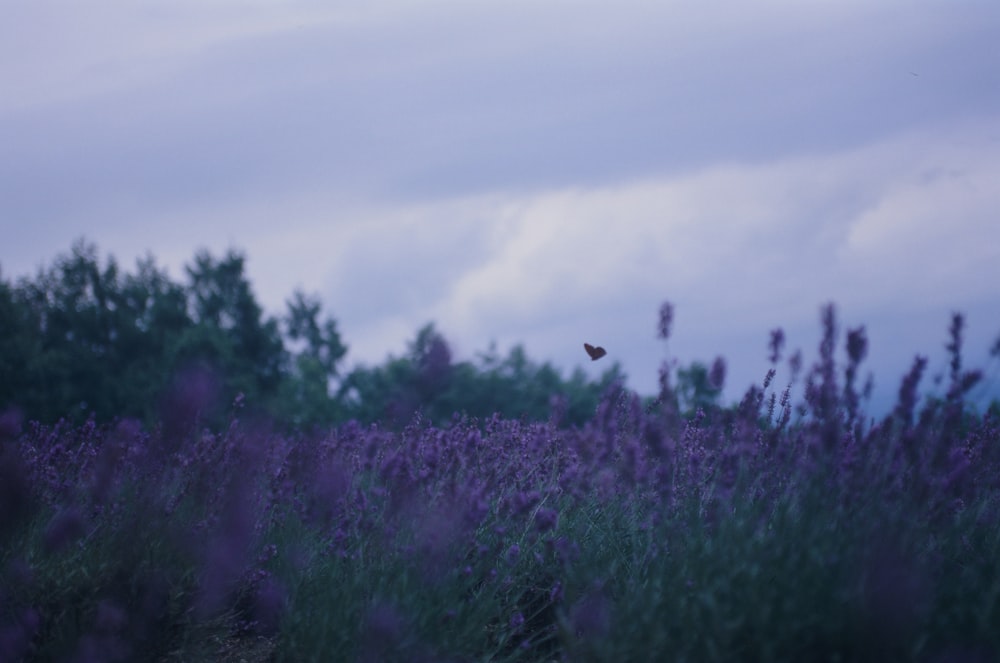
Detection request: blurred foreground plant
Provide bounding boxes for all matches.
[1,304,999,662]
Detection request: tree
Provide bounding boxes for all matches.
[1,242,291,426]
[337,323,448,426]
[0,268,41,417]
[9,240,130,421]
[675,358,726,417]
[275,291,349,428]
[179,249,287,413]
[339,326,626,428]
[339,355,419,427]
[2,241,629,431]
[116,255,194,421]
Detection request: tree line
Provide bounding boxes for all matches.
[0,240,629,430]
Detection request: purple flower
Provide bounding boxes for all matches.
[762,368,776,391]
[548,536,579,564]
[511,490,542,516]
[0,407,23,440]
[895,356,928,425]
[548,394,568,425]
[946,312,965,381]
[767,328,785,365]
[657,301,674,340]
[416,328,453,393]
[535,507,559,533]
[708,357,727,391]
[252,577,288,636]
[160,365,221,442]
[0,608,40,663]
[94,599,128,632]
[4,558,33,589]
[569,591,611,639]
[43,507,85,554]
[788,350,803,379]
[359,600,408,662]
[860,546,930,638]
[846,326,868,365]
[549,581,563,603]
[0,444,33,539]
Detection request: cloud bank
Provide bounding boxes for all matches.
[2,1,999,412]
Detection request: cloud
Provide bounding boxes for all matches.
[842,141,1000,307]
[2,1,999,412]
[307,117,1000,403]
[5,0,998,233]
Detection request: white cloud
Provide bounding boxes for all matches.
[842,139,1000,306]
[294,116,999,399]
[3,1,999,411]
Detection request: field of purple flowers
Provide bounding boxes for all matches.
[2,304,999,662]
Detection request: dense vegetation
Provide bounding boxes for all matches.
[2,290,999,661]
[0,241,625,430]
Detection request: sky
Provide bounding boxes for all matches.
[3,1,1000,414]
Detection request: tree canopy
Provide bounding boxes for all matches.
[0,240,628,430]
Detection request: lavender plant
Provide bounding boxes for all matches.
[1,303,998,662]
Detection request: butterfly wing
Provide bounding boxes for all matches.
[584,343,607,361]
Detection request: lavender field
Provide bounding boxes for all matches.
[2,304,999,662]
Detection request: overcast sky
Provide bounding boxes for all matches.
[3,1,1000,414]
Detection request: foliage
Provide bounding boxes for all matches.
[1,241,620,430]
[340,325,623,428]
[0,240,291,425]
[2,303,1000,661]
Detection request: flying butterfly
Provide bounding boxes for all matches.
[583,343,607,361]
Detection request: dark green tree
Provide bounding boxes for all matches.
[8,241,130,420]
[337,323,446,426]
[675,358,726,417]
[275,290,349,428]
[339,355,419,427]
[177,249,287,412]
[340,325,625,428]
[2,241,630,430]
[2,241,201,422]
[0,268,41,417]
[1,242,292,425]
[113,254,194,421]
